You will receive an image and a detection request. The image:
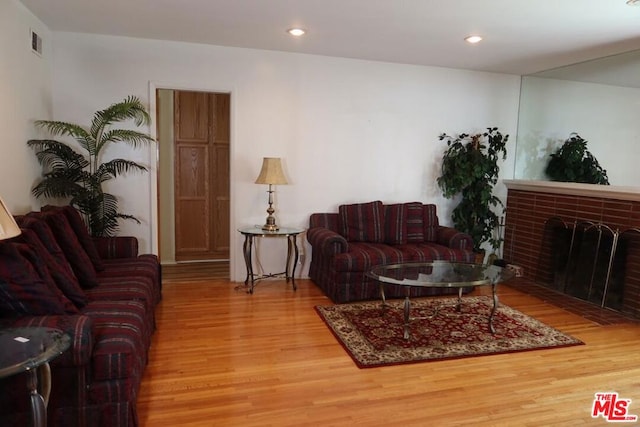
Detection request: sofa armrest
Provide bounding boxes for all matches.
[2,315,93,368]
[436,226,474,251]
[307,227,349,256]
[92,236,139,259]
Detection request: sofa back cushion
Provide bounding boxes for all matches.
[423,204,440,242]
[0,242,69,317]
[405,202,425,243]
[18,216,79,279]
[384,204,406,245]
[309,213,339,232]
[338,201,385,243]
[38,211,99,289]
[18,227,88,309]
[44,205,105,272]
[14,242,79,314]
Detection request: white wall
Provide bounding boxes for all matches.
[50,32,521,281]
[516,76,640,185]
[0,0,52,213]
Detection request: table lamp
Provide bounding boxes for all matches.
[254,157,288,231]
[0,196,21,240]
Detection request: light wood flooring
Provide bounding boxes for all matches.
[137,271,640,426]
[161,261,229,282]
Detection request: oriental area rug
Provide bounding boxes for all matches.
[315,296,583,368]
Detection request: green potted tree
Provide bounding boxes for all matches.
[437,127,508,261]
[28,95,155,236]
[545,133,609,185]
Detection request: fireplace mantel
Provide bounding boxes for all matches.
[503,180,640,202]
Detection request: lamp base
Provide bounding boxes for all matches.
[262,223,279,232]
[261,185,280,231]
[262,214,279,232]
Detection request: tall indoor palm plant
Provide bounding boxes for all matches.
[28,96,155,236]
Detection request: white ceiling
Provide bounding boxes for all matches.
[19,0,640,75]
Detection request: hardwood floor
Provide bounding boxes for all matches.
[137,274,640,426]
[162,261,229,282]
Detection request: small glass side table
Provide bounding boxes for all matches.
[0,327,71,427]
[238,226,305,294]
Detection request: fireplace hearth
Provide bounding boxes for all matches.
[503,180,640,320]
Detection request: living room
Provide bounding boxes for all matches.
[2,0,640,425]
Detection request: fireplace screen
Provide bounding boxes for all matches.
[537,218,640,312]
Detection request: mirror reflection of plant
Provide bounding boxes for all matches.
[28,96,155,236]
[437,127,508,253]
[545,133,609,185]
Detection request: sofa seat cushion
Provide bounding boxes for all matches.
[86,276,157,337]
[81,300,149,381]
[397,243,475,263]
[333,242,407,272]
[100,256,161,305]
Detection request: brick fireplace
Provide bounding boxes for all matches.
[503,180,640,319]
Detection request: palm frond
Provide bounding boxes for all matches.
[97,129,155,152]
[31,176,85,199]
[89,192,134,237]
[29,139,90,172]
[42,169,91,189]
[114,213,141,223]
[97,159,148,182]
[34,121,91,139]
[90,96,150,138]
[35,121,95,154]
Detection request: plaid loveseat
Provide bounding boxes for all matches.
[0,205,161,427]
[307,200,475,303]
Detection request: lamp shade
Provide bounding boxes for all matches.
[0,196,20,240]
[254,157,288,185]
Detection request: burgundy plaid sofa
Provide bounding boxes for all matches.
[0,205,161,427]
[307,200,475,303]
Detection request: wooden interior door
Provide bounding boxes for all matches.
[174,90,230,261]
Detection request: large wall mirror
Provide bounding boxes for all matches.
[515,49,640,186]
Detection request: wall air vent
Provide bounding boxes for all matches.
[30,29,42,56]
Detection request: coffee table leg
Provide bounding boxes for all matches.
[378,282,387,306]
[27,365,47,427]
[489,284,498,334]
[456,287,463,312]
[403,296,411,340]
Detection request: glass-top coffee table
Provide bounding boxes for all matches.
[367,261,515,339]
[0,327,71,427]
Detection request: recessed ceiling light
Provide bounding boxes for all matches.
[287,28,306,37]
[464,35,483,44]
[627,0,640,5]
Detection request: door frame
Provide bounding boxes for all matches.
[148,81,237,276]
